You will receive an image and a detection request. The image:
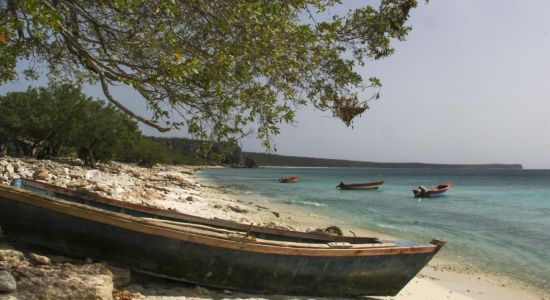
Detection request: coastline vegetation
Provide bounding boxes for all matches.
[0,84,244,167]
[244,152,523,170]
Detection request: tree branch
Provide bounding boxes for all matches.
[99,74,171,132]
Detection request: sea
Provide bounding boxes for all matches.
[198,167,550,292]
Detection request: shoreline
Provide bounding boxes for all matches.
[196,168,548,300]
[0,157,546,299]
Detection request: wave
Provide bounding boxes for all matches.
[284,199,326,207]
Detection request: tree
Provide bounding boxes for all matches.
[70,101,142,167]
[0,84,86,157]
[0,84,142,166]
[0,0,421,148]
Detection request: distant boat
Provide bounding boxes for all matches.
[279,176,299,183]
[0,179,446,297]
[412,183,452,198]
[337,180,385,190]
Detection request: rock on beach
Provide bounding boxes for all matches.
[32,169,48,180]
[29,253,50,265]
[0,249,115,300]
[0,271,16,293]
[0,157,256,224]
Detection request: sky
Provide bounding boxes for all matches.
[2,1,550,169]
[240,0,550,169]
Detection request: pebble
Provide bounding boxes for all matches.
[68,179,88,188]
[229,205,248,213]
[32,169,48,180]
[105,265,131,288]
[0,271,16,293]
[95,183,110,193]
[5,164,14,176]
[0,250,24,264]
[223,289,233,295]
[29,253,50,265]
[194,285,210,295]
[0,262,9,271]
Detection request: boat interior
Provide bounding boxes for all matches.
[10,179,388,247]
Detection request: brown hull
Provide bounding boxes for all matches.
[337,180,385,190]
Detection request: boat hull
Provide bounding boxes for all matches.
[0,186,441,297]
[426,190,448,197]
[337,181,384,190]
[279,176,299,183]
[413,183,451,198]
[339,185,382,190]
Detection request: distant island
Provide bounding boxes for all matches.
[243,152,523,170]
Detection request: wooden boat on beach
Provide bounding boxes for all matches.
[278,176,299,183]
[412,183,452,198]
[337,180,384,190]
[12,179,377,244]
[0,180,445,297]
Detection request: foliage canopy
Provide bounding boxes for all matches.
[0,84,246,166]
[0,84,142,166]
[0,0,420,147]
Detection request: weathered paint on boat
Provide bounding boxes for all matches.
[0,184,445,297]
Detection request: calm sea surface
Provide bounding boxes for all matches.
[198,168,550,292]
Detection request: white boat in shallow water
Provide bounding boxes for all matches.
[413,183,452,197]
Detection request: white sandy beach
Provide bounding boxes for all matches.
[0,157,547,300]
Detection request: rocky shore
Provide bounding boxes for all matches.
[0,157,546,300]
[0,157,319,300]
[0,157,292,228]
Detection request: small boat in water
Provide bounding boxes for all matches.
[278,176,299,183]
[337,180,384,190]
[412,183,452,198]
[0,179,445,297]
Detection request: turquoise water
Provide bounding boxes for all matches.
[199,168,550,292]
